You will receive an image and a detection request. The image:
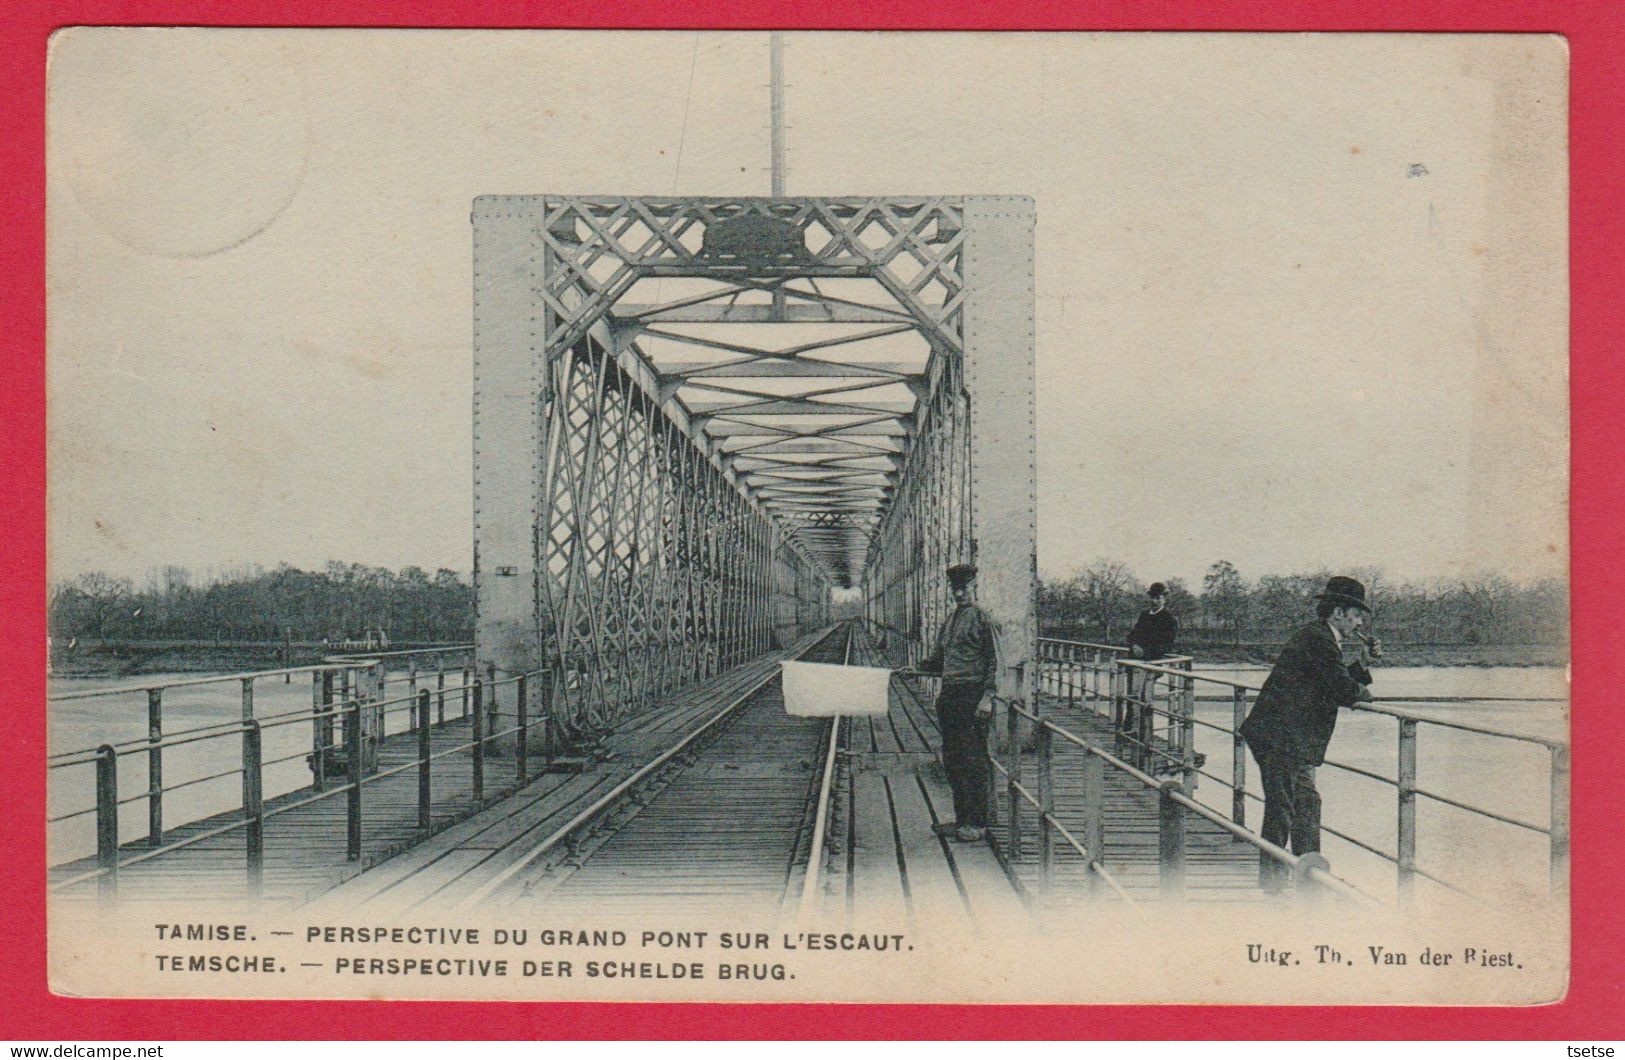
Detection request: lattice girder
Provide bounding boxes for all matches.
[473,195,1034,739]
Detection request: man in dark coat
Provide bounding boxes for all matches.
[1122,582,1179,737]
[900,563,1000,842]
[1239,575,1378,892]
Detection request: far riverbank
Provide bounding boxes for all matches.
[51,634,1568,681]
[1039,632,1565,669]
[48,638,470,679]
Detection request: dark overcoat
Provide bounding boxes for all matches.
[1239,620,1372,766]
[1127,608,1179,660]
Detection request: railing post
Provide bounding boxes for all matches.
[471,679,485,802]
[240,676,254,722]
[146,689,163,846]
[243,721,264,898]
[436,666,447,727]
[1231,686,1248,829]
[1036,721,1055,901]
[486,663,500,754]
[346,698,363,862]
[1158,779,1187,902]
[1397,718,1418,905]
[95,745,118,904]
[1295,852,1332,906]
[408,659,419,732]
[1180,672,1197,793]
[1111,662,1127,756]
[516,674,529,786]
[1081,752,1105,897]
[543,669,557,767]
[1133,669,1152,771]
[1005,698,1023,863]
[309,672,324,793]
[1549,745,1570,900]
[461,666,471,718]
[372,661,387,743]
[417,689,432,832]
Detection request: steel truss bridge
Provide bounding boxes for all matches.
[473,194,1037,740]
[46,194,1566,934]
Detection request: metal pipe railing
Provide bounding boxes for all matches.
[991,692,1374,906]
[323,644,474,662]
[49,664,539,897]
[1034,638,1569,905]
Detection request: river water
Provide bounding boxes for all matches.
[49,664,1569,906]
[1174,665,1567,906]
[47,666,474,866]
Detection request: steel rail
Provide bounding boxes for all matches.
[449,628,843,913]
[796,630,850,918]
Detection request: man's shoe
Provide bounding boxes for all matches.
[955,825,987,842]
[931,822,959,837]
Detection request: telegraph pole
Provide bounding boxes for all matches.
[770,32,788,320]
[770,32,786,197]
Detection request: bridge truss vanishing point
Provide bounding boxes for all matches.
[473,195,1036,739]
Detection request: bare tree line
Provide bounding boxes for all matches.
[1040,559,1567,648]
[48,563,474,645]
[51,557,1566,653]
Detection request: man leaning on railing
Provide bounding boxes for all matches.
[1238,575,1378,894]
[1123,581,1179,737]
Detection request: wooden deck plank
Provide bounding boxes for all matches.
[984,692,1263,903]
[885,773,973,929]
[912,773,1026,923]
[51,632,830,908]
[848,771,908,919]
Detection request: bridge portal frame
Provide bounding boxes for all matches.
[472,195,1036,735]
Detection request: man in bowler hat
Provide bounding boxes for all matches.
[1239,575,1378,891]
[1122,581,1180,738]
[900,563,1000,842]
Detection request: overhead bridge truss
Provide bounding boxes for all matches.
[473,196,1035,738]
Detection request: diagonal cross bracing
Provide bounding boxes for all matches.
[477,195,991,739]
[535,197,964,595]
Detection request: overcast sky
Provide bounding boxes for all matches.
[46,30,1568,590]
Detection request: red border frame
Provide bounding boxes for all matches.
[4,1,1621,1040]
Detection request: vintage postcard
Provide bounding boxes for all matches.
[46,29,1568,1005]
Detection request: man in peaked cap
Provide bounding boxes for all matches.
[900,562,1001,842]
[1239,575,1379,892]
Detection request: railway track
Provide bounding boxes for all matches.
[456,625,853,916]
